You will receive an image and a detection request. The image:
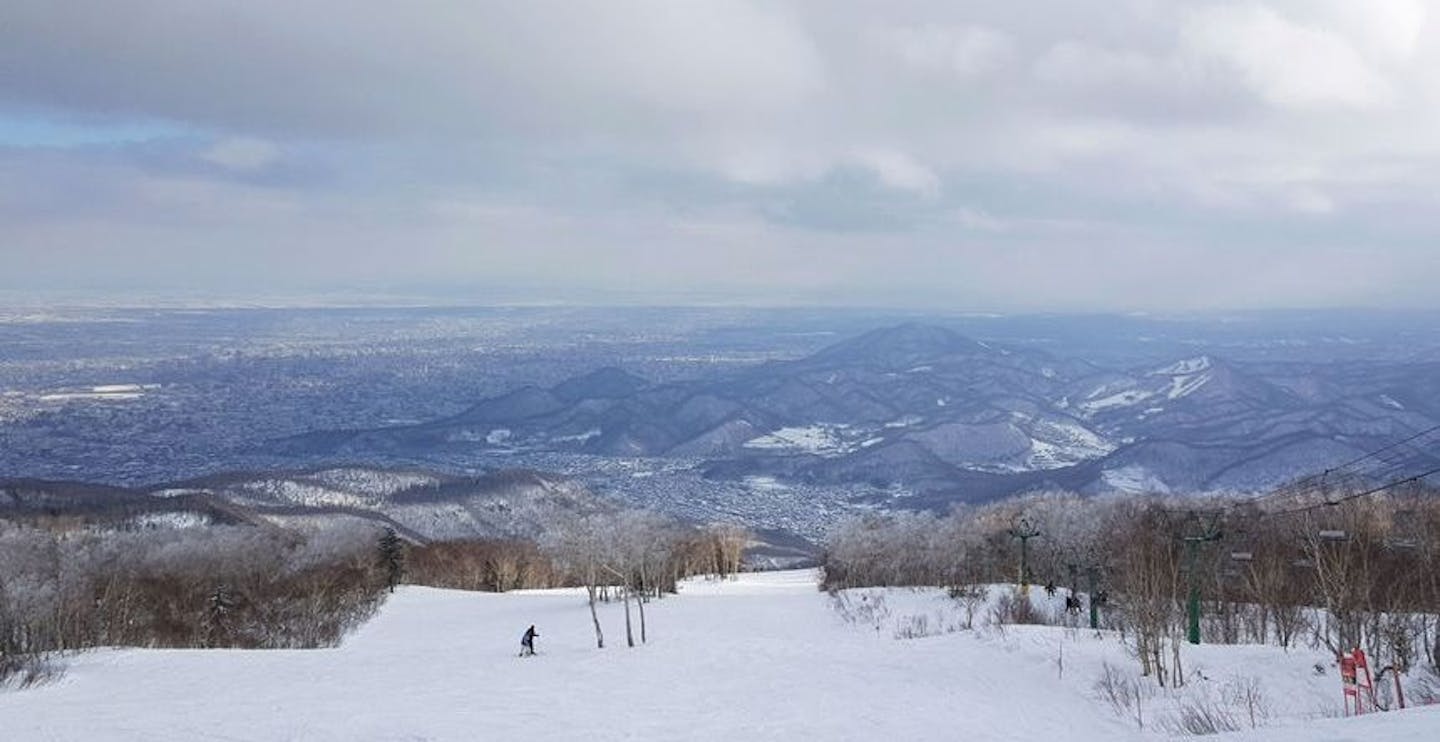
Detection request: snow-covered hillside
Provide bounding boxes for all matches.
[159,467,611,541]
[2,571,1435,741]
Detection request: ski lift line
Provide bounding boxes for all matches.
[1313,421,1440,476]
[1253,466,1437,520]
[1259,423,1440,496]
[1262,454,1430,508]
[1234,423,1440,508]
[1286,457,1422,499]
[1150,459,1440,521]
[1255,463,1440,520]
[1122,423,1440,520]
[1277,457,1434,510]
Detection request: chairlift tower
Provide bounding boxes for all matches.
[1007,515,1042,595]
[1180,511,1224,645]
[1065,553,1106,629]
[1084,564,1104,630]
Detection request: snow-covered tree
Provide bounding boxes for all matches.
[378,528,406,593]
[542,514,612,649]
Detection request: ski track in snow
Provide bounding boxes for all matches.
[2,570,1436,741]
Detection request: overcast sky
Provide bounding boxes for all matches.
[3,1,1439,310]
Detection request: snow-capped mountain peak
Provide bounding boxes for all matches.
[1150,355,1212,376]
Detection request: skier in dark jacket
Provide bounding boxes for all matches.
[520,625,538,657]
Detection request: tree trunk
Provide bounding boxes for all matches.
[1171,633,1184,688]
[621,587,635,648]
[637,571,648,644]
[586,584,604,649]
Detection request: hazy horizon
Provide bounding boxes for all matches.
[7,285,1440,315]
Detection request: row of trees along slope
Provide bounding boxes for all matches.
[405,513,748,649]
[822,486,1440,688]
[2,491,750,686]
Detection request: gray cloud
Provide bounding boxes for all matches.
[2,0,1439,310]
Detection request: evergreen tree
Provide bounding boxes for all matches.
[205,583,237,647]
[378,528,406,593]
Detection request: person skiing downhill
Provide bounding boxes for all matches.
[520,625,538,657]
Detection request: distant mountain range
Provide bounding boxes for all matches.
[274,323,1440,505]
[0,467,609,543]
[1,466,823,563]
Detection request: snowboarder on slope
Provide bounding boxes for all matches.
[520,625,538,657]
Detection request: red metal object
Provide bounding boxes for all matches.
[1341,654,1361,716]
[1356,649,1375,712]
[1340,649,1377,716]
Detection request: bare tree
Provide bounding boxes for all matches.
[708,523,749,579]
[812,482,1440,679]
[542,515,611,649]
[612,510,683,644]
[1302,499,1383,654]
[1112,504,1182,685]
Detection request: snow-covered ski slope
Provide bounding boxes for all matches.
[3,570,1436,741]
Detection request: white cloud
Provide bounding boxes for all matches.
[1181,4,1393,109]
[201,138,281,172]
[879,24,1014,80]
[852,149,941,197]
[1328,0,1427,60]
[1287,187,1335,215]
[1033,42,1160,89]
[950,207,1006,232]
[4,1,1440,310]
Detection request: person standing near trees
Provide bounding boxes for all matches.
[520,625,538,657]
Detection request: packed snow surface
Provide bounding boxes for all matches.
[1079,388,1155,415]
[1151,356,1214,400]
[1024,416,1115,469]
[3,571,1437,741]
[1102,465,1172,494]
[743,424,851,455]
[1166,371,1212,400]
[1153,356,1213,376]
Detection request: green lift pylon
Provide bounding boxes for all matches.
[1008,515,1042,595]
[1180,511,1224,645]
